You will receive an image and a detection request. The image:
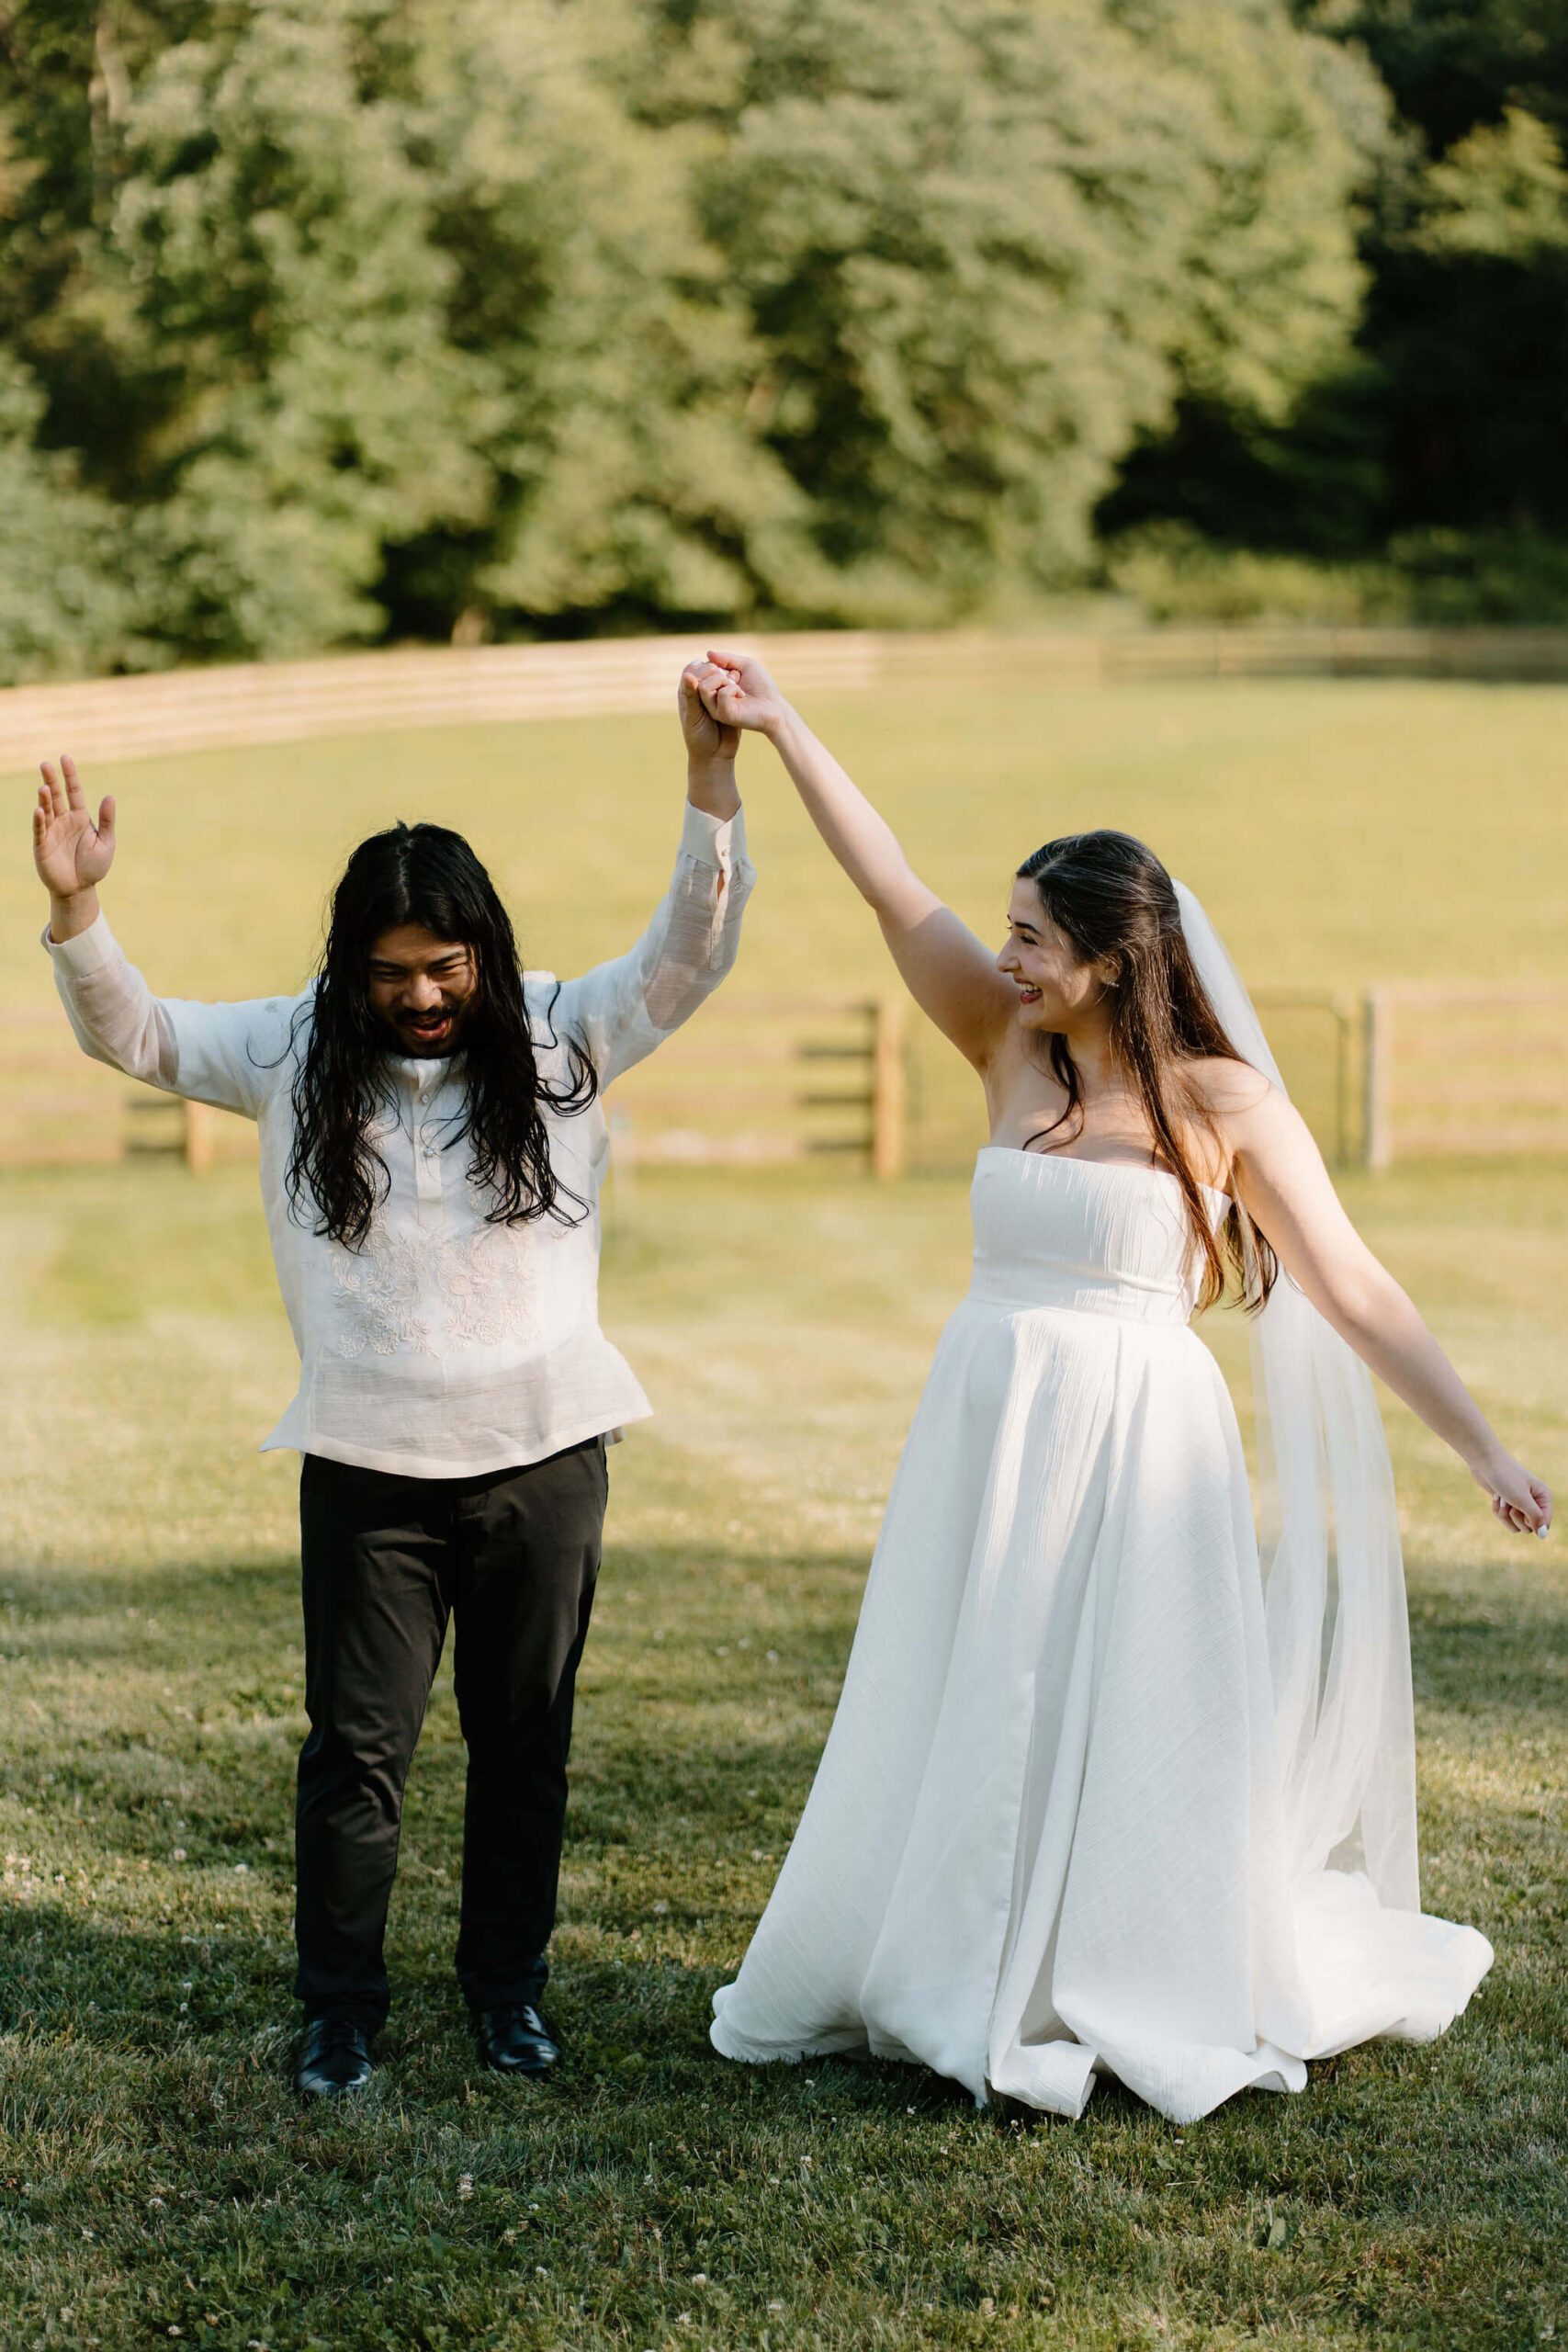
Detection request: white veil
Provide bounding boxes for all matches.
[1174,883,1420,1912]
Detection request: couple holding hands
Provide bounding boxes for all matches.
[33,650,1549,2120]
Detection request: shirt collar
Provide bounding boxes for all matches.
[385,1054,462,1092]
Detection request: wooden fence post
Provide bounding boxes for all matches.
[183,1100,215,1174]
[871,996,906,1181]
[1363,990,1393,1170]
[1331,991,1357,1168]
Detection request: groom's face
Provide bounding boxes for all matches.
[366,923,479,1057]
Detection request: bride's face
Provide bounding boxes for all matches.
[997,881,1111,1030]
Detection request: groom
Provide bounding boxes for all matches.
[34,662,754,2098]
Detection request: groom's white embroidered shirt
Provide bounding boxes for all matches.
[48,800,754,1478]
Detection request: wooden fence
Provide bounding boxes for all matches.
[1250,989,1359,1167]
[8,980,1563,1175]
[6,617,1565,1176]
[6,622,1568,772]
[1363,984,1568,1167]
[604,995,907,1181]
[0,996,909,1178]
[0,1024,254,1170]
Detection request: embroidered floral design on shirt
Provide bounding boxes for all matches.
[333,1229,435,1359]
[442,1225,536,1349]
[333,1224,536,1358]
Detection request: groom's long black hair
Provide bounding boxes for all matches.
[1017,829,1278,1314]
[285,821,596,1250]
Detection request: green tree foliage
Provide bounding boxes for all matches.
[1310,0,1568,155]
[401,0,815,638]
[1370,103,1568,548]
[108,2,495,661]
[1107,0,1568,608]
[0,0,1447,677]
[639,0,1376,618]
[0,347,135,677]
[3,0,493,664]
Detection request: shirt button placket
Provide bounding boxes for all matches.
[415,1084,443,1230]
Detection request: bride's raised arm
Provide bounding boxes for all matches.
[687,650,1015,1072]
[1201,1058,1552,1538]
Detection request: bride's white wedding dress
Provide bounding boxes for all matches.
[710,1140,1493,2121]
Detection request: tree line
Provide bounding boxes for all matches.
[1,0,1564,683]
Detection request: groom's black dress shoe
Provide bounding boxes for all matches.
[294,2016,374,2098]
[474,2003,560,2075]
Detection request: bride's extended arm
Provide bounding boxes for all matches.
[688,649,1014,1069]
[1213,1067,1551,1536]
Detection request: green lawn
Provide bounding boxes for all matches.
[2,1149,1565,2352]
[5,676,1567,2346]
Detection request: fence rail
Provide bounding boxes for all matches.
[604,993,907,1180]
[1364,984,1568,1167]
[0,997,910,1178]
[1248,989,1358,1167]
[6,622,1568,773]
[5,989,1563,1177]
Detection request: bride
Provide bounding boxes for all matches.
[686,649,1551,2124]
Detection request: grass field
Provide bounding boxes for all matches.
[2,1155,1565,2352]
[3,675,1567,2350]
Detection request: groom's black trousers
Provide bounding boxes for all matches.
[293,1438,607,2033]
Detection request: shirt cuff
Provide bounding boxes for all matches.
[681,797,749,873]
[41,910,123,976]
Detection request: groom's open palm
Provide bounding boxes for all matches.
[34,755,116,900]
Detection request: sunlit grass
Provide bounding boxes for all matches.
[2,1157,1564,2350]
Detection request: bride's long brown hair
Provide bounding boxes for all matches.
[1017,829,1278,1313]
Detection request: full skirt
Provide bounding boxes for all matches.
[710,1300,1491,2121]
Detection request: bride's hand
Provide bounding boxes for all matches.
[1474,1452,1551,1537]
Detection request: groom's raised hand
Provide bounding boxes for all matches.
[691,649,790,743]
[679,661,742,767]
[677,662,742,822]
[34,754,116,940]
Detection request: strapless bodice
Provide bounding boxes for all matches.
[967,1147,1225,1327]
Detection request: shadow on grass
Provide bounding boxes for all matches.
[0,1894,990,2143]
[5,1537,1563,2110]
[1407,1579,1568,1721]
[0,1896,292,2055]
